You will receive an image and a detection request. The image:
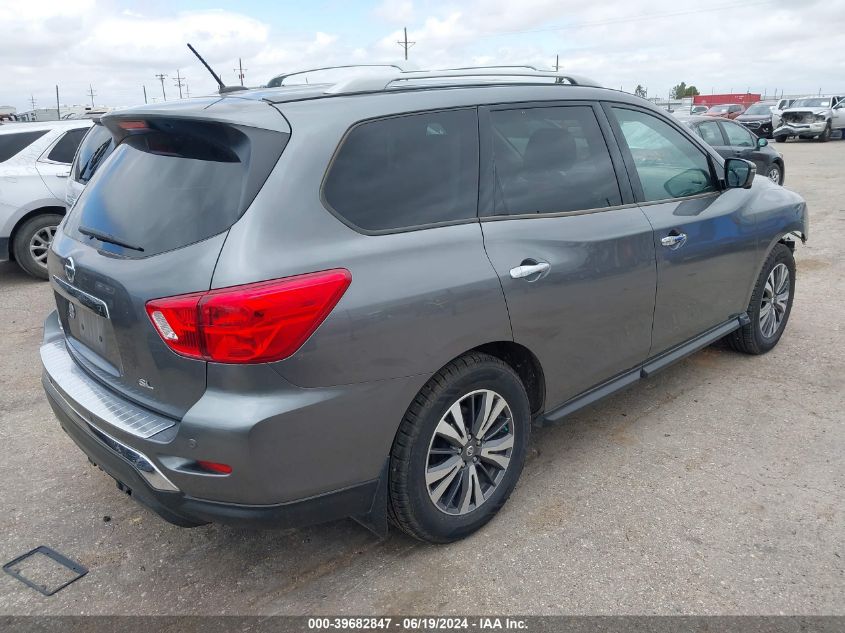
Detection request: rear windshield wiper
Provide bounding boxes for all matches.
[79,226,145,252]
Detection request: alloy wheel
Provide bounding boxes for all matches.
[768,166,781,184]
[759,263,790,338]
[425,389,514,516]
[29,225,57,269]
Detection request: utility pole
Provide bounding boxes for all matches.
[87,84,96,107]
[55,85,61,121]
[185,83,191,98]
[143,85,148,104]
[396,27,415,61]
[29,94,37,110]
[174,69,185,99]
[234,58,247,86]
[155,73,168,101]
[555,54,559,71]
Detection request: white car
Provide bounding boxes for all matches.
[0,120,92,278]
[774,96,845,142]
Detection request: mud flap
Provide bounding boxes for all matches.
[352,461,389,539]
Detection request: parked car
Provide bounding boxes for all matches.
[771,98,795,130]
[704,103,745,119]
[41,69,808,543]
[65,119,115,210]
[690,105,709,115]
[0,120,92,278]
[683,116,785,184]
[735,100,778,138]
[774,95,845,143]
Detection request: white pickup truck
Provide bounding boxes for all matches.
[774,95,845,142]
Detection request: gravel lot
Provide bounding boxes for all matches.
[0,139,842,615]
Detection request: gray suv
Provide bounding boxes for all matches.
[41,69,808,543]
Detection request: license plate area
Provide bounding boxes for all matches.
[67,300,123,372]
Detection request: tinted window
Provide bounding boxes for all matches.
[47,128,88,163]
[611,107,717,202]
[0,130,48,162]
[323,109,478,231]
[65,121,287,258]
[488,106,621,215]
[722,121,755,147]
[72,124,114,183]
[696,121,724,146]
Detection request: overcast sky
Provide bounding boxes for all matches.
[3,0,844,112]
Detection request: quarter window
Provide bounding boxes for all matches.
[611,107,717,202]
[0,130,48,163]
[323,109,479,232]
[488,105,621,215]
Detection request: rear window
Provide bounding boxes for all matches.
[323,109,479,232]
[72,124,114,184]
[64,119,287,258]
[0,130,48,162]
[47,128,88,163]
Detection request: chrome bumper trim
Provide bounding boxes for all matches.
[40,339,176,438]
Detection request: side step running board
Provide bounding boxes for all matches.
[540,316,745,426]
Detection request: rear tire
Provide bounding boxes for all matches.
[388,353,530,543]
[728,243,795,355]
[12,213,62,280]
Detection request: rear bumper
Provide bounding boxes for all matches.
[39,310,418,530]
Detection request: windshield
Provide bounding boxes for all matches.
[792,98,830,108]
[708,105,730,113]
[745,104,774,115]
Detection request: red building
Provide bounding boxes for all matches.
[693,93,762,107]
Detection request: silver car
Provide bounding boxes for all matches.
[41,68,808,543]
[0,120,92,278]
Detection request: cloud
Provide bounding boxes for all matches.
[374,0,415,24]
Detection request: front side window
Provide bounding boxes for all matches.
[0,130,48,163]
[323,109,479,232]
[611,107,717,202]
[488,105,621,215]
[721,121,755,148]
[46,128,88,164]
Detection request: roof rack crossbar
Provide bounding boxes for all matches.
[324,69,601,94]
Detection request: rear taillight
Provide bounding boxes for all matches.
[145,269,351,364]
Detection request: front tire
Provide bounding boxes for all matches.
[388,353,530,543]
[774,135,788,143]
[728,243,795,355]
[817,122,831,142]
[766,162,784,185]
[12,213,62,280]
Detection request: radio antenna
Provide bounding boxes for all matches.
[187,43,247,94]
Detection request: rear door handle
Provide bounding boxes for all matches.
[509,262,550,279]
[660,232,688,249]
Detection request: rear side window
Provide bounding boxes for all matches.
[611,107,717,203]
[323,109,479,232]
[46,128,88,163]
[721,121,755,147]
[73,124,114,183]
[65,120,287,258]
[696,120,724,146]
[0,130,48,162]
[488,106,622,215]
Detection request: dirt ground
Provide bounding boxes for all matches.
[0,138,842,615]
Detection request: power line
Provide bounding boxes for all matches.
[234,58,247,86]
[174,69,185,99]
[87,84,97,107]
[397,27,415,61]
[155,73,168,101]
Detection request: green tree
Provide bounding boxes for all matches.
[634,84,647,98]
[671,82,701,98]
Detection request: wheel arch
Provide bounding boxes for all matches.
[471,341,546,418]
[8,205,65,262]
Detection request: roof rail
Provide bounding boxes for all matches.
[266,64,405,88]
[324,69,601,95]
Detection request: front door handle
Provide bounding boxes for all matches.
[660,232,688,249]
[510,262,551,279]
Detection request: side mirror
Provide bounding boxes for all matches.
[757,137,768,148]
[725,158,756,189]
